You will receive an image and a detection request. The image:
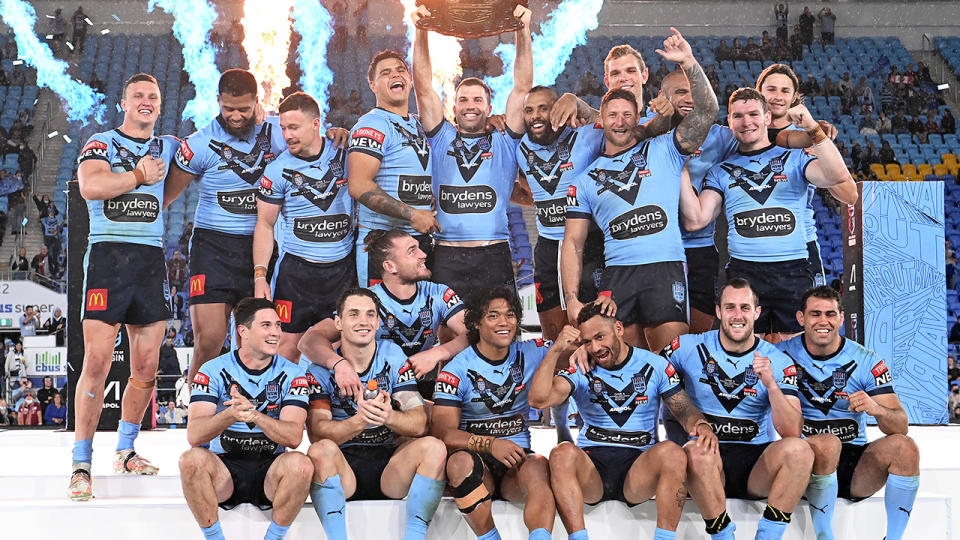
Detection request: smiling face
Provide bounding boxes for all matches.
[600,97,638,150]
[336,294,379,348]
[798,296,844,352]
[660,72,693,119]
[716,285,760,347]
[454,83,492,134]
[476,298,518,349]
[383,234,430,282]
[370,57,411,109]
[728,98,771,150]
[218,92,257,137]
[758,73,796,122]
[237,308,282,358]
[522,89,558,145]
[604,54,648,103]
[579,315,625,369]
[121,80,161,130]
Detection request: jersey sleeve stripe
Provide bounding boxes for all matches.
[347,147,384,160]
[280,399,310,411]
[442,303,466,324]
[661,384,683,400]
[433,398,462,408]
[867,386,895,396]
[190,395,218,404]
[565,210,592,220]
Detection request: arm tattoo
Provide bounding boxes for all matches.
[666,390,701,430]
[675,62,719,153]
[577,98,599,123]
[357,184,413,220]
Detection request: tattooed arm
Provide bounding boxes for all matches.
[665,389,718,453]
[348,151,439,233]
[655,28,719,153]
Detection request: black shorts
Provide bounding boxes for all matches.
[685,246,719,315]
[217,452,281,510]
[188,227,270,306]
[837,443,868,501]
[584,445,645,504]
[718,442,771,500]
[807,240,826,287]
[357,231,434,287]
[726,257,814,335]
[533,232,604,312]
[455,448,535,499]
[599,262,689,326]
[431,243,515,304]
[272,253,356,333]
[343,444,395,500]
[83,242,170,324]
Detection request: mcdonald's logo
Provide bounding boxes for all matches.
[275,300,292,323]
[189,274,206,297]
[86,289,108,311]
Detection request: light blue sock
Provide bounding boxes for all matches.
[805,472,838,540]
[116,420,140,451]
[755,517,789,540]
[553,400,573,443]
[528,528,551,540]
[569,531,589,540]
[201,521,226,540]
[478,528,502,540]
[310,476,348,540]
[263,520,289,540]
[883,473,919,540]
[653,528,676,540]
[405,474,444,540]
[710,521,736,540]
[72,439,93,467]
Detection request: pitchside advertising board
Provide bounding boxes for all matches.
[67,182,154,430]
[843,181,946,424]
[0,279,66,328]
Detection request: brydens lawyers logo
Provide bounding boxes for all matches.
[189,275,206,297]
[86,289,108,311]
[275,300,292,323]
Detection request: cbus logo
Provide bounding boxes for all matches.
[189,275,206,297]
[86,289,108,311]
[275,300,292,323]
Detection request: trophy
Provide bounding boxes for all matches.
[414,0,528,39]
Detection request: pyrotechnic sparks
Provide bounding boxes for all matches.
[241,0,294,113]
[291,0,334,122]
[400,0,462,118]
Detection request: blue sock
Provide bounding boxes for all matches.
[405,474,444,540]
[528,528,551,540]
[653,528,676,540]
[755,517,789,540]
[553,401,573,443]
[201,521,226,540]
[710,521,736,540]
[569,531,589,540]
[310,476,348,540]
[116,420,141,451]
[883,473,919,540]
[72,439,93,467]
[478,529,501,540]
[263,520,289,540]
[805,472,838,540]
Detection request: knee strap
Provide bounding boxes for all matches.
[128,377,156,390]
[450,450,490,514]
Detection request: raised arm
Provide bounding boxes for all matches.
[528,326,579,409]
[656,28,719,153]
[755,352,803,438]
[410,6,444,133]
[504,5,533,133]
[78,155,165,201]
[785,105,858,204]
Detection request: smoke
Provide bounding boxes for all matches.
[485,0,602,112]
[147,0,220,126]
[0,0,104,122]
[291,0,334,121]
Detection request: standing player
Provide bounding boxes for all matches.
[305,288,446,540]
[529,304,718,540]
[178,298,313,540]
[411,5,532,300]
[348,50,438,287]
[71,73,179,500]
[779,286,919,540]
[164,69,287,383]
[432,287,556,540]
[562,28,719,353]
[299,230,468,400]
[663,279,813,540]
[253,92,355,362]
[679,90,857,343]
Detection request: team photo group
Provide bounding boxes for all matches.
[72,4,920,540]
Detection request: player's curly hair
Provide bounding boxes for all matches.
[218,69,258,98]
[576,301,616,326]
[464,286,523,345]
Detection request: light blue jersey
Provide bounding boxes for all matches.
[427,121,521,242]
[560,346,682,450]
[566,133,687,266]
[682,124,739,249]
[778,334,895,446]
[78,129,180,247]
[176,116,287,235]
[371,281,465,358]
[703,144,817,262]
[257,141,354,261]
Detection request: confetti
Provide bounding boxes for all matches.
[47,131,59,138]
[100,29,110,35]
[84,17,93,26]
[116,103,122,112]
[45,14,54,19]
[21,218,27,226]
[66,42,74,50]
[112,14,121,21]
[45,34,53,40]
[11,60,22,66]
[62,135,72,143]
[33,99,38,105]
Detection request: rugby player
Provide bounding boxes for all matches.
[348,50,439,286]
[662,279,813,540]
[252,92,355,362]
[71,73,179,500]
[179,298,313,540]
[411,4,532,301]
[529,303,719,540]
[432,287,556,540]
[305,288,446,540]
[779,286,919,540]
[679,90,857,343]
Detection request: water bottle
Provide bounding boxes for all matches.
[363,379,379,429]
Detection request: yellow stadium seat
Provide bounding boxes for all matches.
[885,163,902,177]
[934,164,949,177]
[944,154,958,166]
[870,163,888,179]
[950,163,960,176]
[901,164,918,179]
[917,164,933,177]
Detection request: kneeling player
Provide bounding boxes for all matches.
[432,287,556,540]
[529,303,719,540]
[180,298,313,540]
[779,286,919,540]
[305,288,446,540]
